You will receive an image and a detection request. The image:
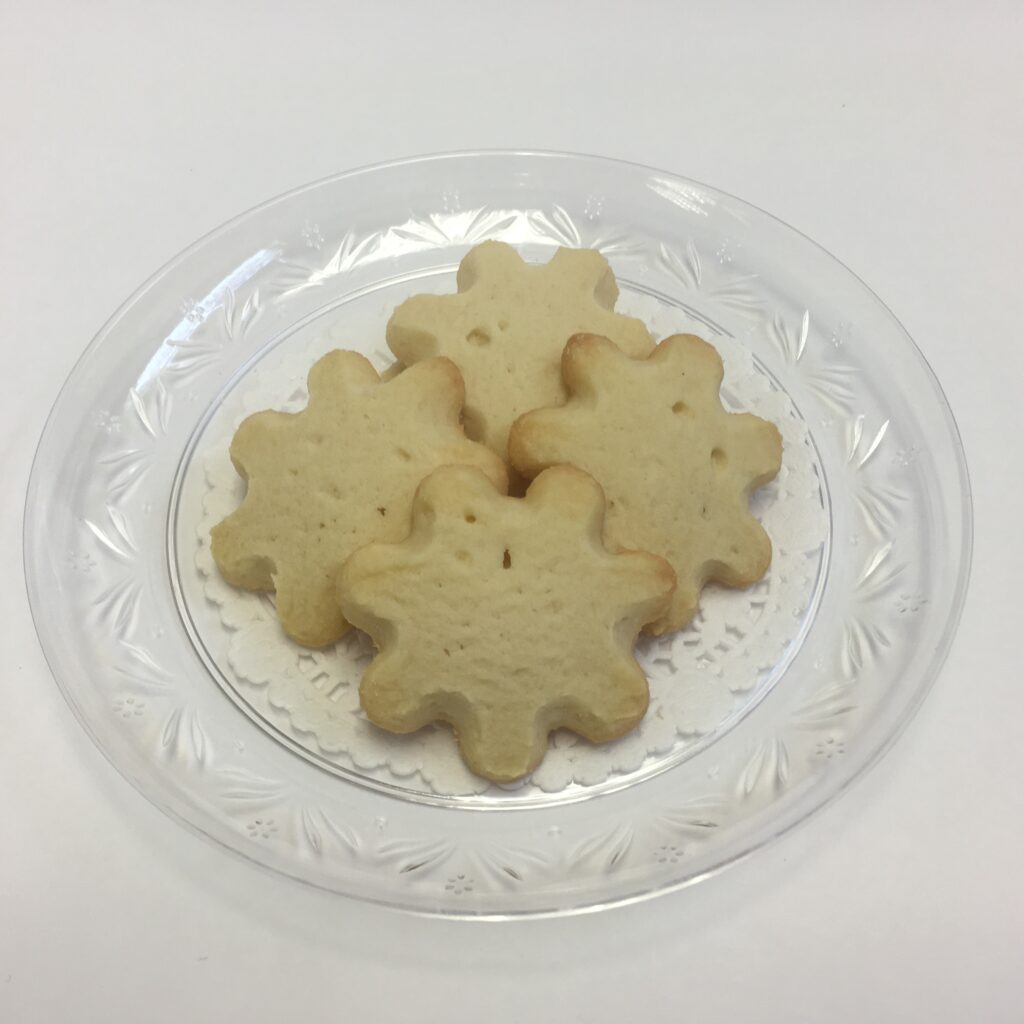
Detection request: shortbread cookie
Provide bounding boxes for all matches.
[337,465,675,782]
[386,241,653,461]
[211,352,507,647]
[509,333,782,635]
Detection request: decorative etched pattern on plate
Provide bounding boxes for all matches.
[71,196,924,901]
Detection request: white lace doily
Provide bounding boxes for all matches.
[194,293,827,795]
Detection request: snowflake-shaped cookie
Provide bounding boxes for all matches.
[211,351,507,647]
[509,333,782,635]
[337,465,675,782]
[386,241,653,462]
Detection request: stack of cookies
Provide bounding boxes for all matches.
[212,241,782,782]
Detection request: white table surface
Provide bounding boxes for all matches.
[2,2,1021,1021]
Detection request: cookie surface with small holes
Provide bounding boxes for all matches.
[509,333,782,634]
[211,351,507,647]
[337,465,675,783]
[386,241,653,461]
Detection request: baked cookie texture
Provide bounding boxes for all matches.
[386,241,653,462]
[337,465,675,782]
[509,333,782,635]
[211,351,507,648]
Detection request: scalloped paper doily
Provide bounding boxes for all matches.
[195,291,827,795]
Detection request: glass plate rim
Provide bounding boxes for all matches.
[22,149,974,918]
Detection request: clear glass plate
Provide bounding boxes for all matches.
[24,151,972,917]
